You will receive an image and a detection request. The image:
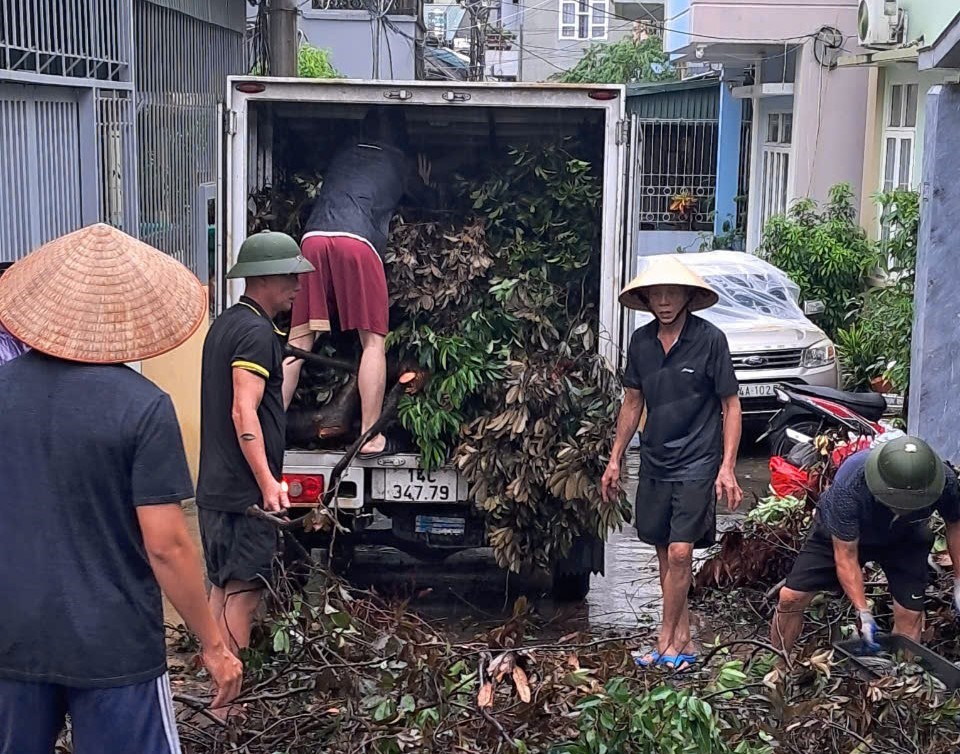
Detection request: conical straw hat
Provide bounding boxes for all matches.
[0,224,206,364]
[619,255,719,312]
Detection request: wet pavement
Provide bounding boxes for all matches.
[167,443,772,633]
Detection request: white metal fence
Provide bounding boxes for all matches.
[0,0,245,271]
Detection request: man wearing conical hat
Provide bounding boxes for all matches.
[771,436,960,654]
[196,231,314,656]
[602,255,743,670]
[0,225,242,751]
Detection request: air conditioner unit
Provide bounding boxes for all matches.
[857,0,905,48]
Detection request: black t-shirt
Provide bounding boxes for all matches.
[816,450,960,547]
[196,296,285,512]
[0,352,193,688]
[623,314,739,481]
[304,141,430,257]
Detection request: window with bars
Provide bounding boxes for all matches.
[758,111,792,234]
[881,82,918,192]
[559,0,608,41]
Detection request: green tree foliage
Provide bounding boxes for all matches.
[758,184,879,339]
[836,189,919,392]
[558,36,677,85]
[298,43,339,78]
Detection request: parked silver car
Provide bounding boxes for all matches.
[633,251,840,419]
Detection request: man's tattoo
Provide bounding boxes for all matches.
[240,432,257,442]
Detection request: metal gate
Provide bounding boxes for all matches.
[0,84,84,259]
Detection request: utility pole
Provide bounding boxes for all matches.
[465,0,493,81]
[268,0,299,77]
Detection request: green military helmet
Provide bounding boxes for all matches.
[865,435,946,512]
[225,230,315,279]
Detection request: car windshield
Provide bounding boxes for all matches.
[629,252,811,329]
[698,272,808,324]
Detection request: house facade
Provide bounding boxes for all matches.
[1,0,248,478]
[517,0,664,82]
[836,1,960,233]
[664,0,871,251]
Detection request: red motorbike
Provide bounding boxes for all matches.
[759,384,892,499]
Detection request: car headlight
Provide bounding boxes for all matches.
[801,339,836,368]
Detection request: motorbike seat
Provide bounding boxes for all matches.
[786,383,888,422]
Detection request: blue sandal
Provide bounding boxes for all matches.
[634,651,661,668]
[659,653,698,671]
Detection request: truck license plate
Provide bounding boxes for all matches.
[738,383,777,398]
[381,469,458,502]
[415,515,465,536]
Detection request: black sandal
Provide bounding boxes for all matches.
[357,436,398,460]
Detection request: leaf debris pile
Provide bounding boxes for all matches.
[170,569,960,754]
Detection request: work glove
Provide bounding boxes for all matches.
[858,609,880,652]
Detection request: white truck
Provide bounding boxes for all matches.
[218,78,633,599]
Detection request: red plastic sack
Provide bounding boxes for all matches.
[770,455,812,498]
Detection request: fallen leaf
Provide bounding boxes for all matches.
[513,666,532,703]
[478,681,495,709]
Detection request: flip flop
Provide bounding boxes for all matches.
[358,436,398,460]
[634,650,661,668]
[658,653,698,672]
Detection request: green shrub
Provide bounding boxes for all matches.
[836,189,918,392]
[298,43,339,79]
[758,183,879,339]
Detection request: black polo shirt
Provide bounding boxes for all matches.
[197,296,286,513]
[623,314,738,481]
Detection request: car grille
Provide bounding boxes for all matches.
[731,349,803,370]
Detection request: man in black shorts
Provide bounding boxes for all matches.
[197,231,314,653]
[602,256,743,670]
[772,435,960,652]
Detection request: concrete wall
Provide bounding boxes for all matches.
[518,0,635,82]
[789,41,869,207]
[301,10,419,80]
[142,310,209,483]
[909,83,960,463]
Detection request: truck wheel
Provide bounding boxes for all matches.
[551,570,591,602]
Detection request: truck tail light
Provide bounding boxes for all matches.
[235,82,266,94]
[588,90,619,101]
[283,474,325,505]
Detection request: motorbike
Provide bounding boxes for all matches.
[760,383,888,457]
[760,383,895,499]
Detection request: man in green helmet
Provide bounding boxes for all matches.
[197,231,314,655]
[771,436,960,653]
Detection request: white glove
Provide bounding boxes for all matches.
[953,580,960,614]
[858,609,880,650]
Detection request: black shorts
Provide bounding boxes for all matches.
[635,476,716,549]
[198,507,280,589]
[784,528,929,611]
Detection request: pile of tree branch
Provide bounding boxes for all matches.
[268,138,629,573]
[169,568,960,754]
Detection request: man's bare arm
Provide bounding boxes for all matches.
[719,394,742,472]
[611,388,644,463]
[833,537,868,611]
[138,504,243,708]
[601,388,643,502]
[233,368,288,511]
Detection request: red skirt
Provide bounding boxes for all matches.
[290,233,389,338]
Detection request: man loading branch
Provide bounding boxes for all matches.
[602,256,743,671]
[772,435,960,653]
[283,105,433,459]
[197,231,314,655]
